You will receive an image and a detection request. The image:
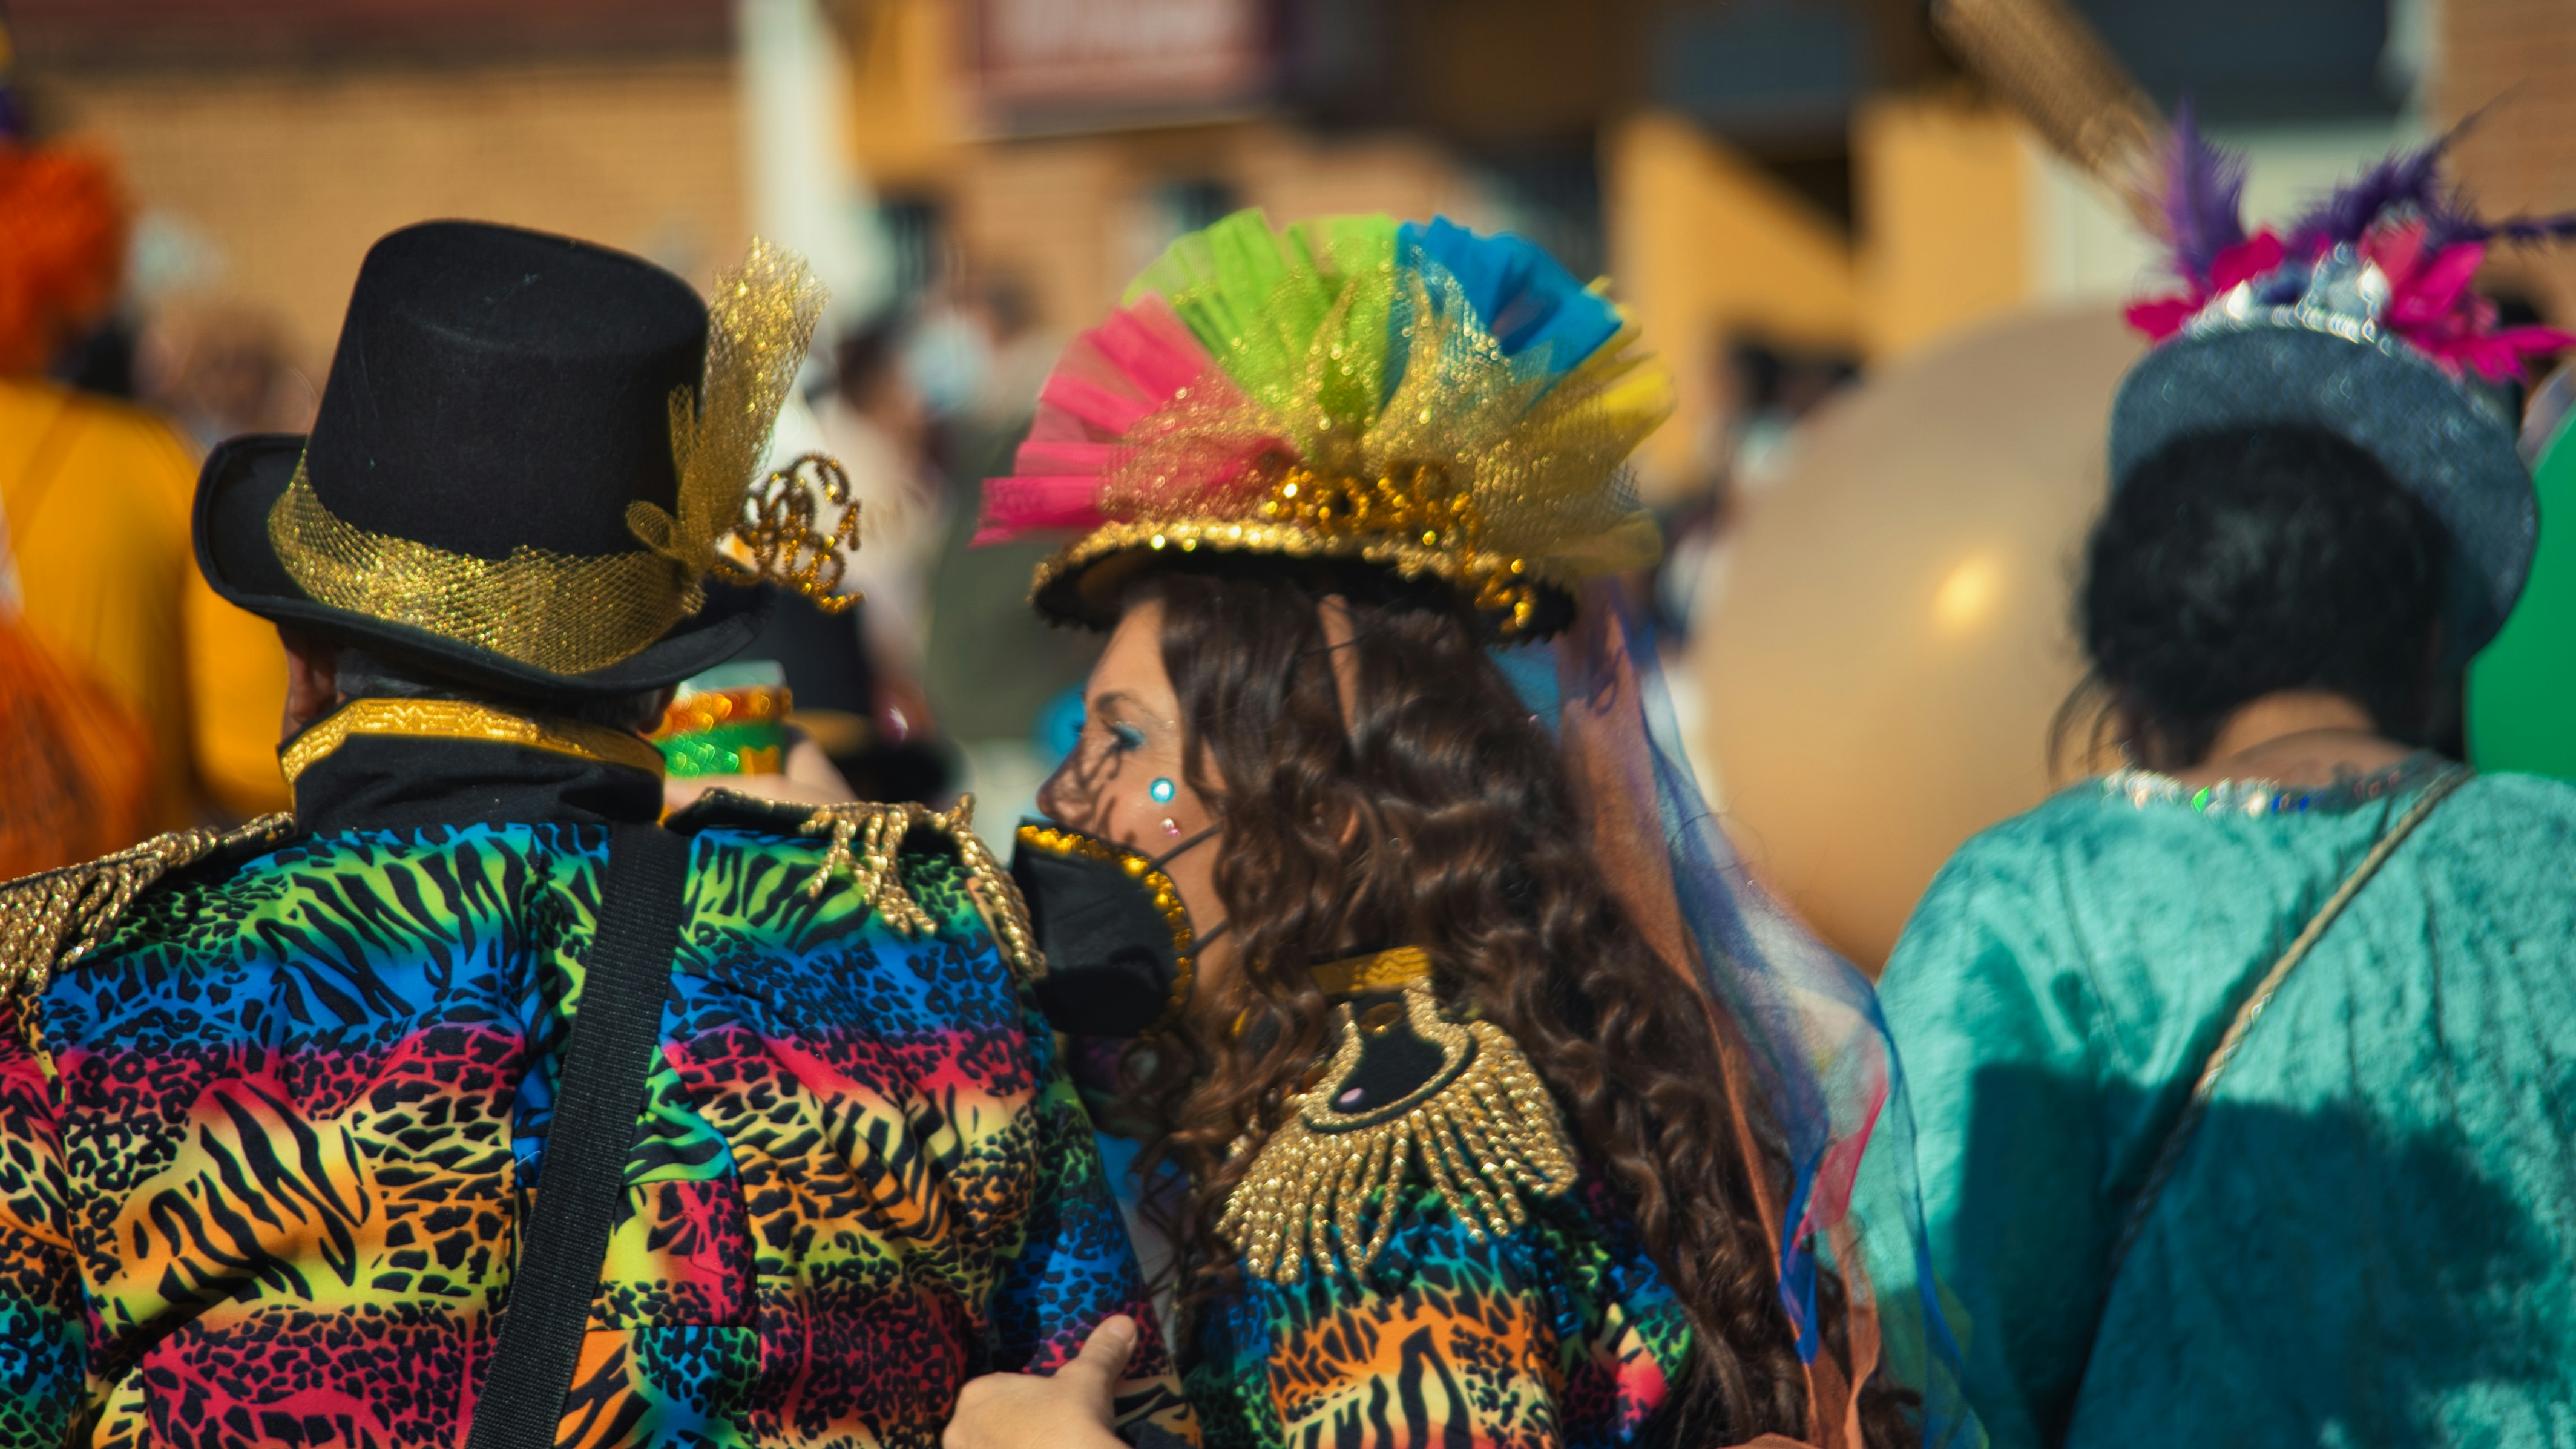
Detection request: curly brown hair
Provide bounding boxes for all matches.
[1112,557,1912,1447]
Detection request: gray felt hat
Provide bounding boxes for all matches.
[2109,243,2537,662]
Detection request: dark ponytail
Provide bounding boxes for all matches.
[2069,425,2450,770]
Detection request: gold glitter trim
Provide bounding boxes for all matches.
[1308,944,1431,997]
[1014,821,1195,1033]
[802,795,1042,986]
[279,698,667,785]
[269,462,689,675]
[269,242,834,675]
[1257,461,1541,629]
[1032,516,1559,635]
[1220,979,1577,1284]
[1,813,296,1022]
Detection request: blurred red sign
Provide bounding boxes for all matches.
[973,0,1271,122]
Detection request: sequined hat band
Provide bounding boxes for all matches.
[270,460,691,675]
[266,240,853,677]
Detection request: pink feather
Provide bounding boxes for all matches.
[978,292,1241,544]
[971,476,1109,544]
[973,286,1298,541]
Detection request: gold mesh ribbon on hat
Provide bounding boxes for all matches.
[269,240,846,677]
[1053,261,1670,636]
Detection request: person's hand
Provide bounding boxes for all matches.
[943,1314,1137,1449]
[662,734,858,813]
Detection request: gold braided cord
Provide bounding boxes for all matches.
[715,452,862,613]
[1308,944,1431,998]
[1,814,295,1014]
[1220,981,1578,1284]
[800,794,1042,985]
[278,698,666,785]
[269,241,837,676]
[1084,262,1668,637]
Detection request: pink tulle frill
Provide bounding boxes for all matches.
[976,294,1257,544]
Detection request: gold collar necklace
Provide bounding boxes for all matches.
[279,698,666,786]
[1309,945,1433,997]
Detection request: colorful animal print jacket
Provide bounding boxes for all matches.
[0,730,1192,1449]
[1186,1172,1698,1449]
[1174,982,1697,1449]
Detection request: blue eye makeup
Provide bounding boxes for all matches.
[1108,721,1148,752]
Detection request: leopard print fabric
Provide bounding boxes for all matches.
[1187,1172,1690,1449]
[0,822,1195,1448]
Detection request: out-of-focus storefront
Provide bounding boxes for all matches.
[16,0,2560,504]
[12,0,749,378]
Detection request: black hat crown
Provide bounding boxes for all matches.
[197,220,835,696]
[307,222,705,559]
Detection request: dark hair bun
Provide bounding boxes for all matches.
[2083,425,2448,766]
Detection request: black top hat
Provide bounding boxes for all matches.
[197,220,815,697]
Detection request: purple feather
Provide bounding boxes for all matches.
[2287,134,2453,254]
[2405,110,2576,248]
[2163,99,2249,284]
[2428,208,2576,250]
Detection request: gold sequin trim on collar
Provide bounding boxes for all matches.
[1308,944,1431,997]
[279,698,667,785]
[1220,979,1577,1284]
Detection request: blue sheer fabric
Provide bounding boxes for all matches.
[1502,585,1977,1447]
[1880,762,2576,1448]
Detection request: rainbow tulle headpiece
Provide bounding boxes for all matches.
[976,211,1670,637]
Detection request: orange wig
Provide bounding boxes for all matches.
[0,139,127,376]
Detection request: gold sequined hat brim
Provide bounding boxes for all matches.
[1027,515,1582,636]
[194,433,771,697]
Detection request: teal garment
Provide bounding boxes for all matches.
[1878,760,2576,1449]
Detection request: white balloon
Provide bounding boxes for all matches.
[1700,306,2144,968]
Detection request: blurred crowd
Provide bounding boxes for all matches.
[0,105,1131,862]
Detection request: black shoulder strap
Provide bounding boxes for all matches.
[467,823,692,1449]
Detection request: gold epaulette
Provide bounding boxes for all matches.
[0,814,297,1007]
[1219,979,1579,1286]
[788,792,1043,987]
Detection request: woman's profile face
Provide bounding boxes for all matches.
[1037,594,1234,987]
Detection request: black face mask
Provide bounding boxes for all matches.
[1011,818,1228,1037]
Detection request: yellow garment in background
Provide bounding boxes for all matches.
[0,378,289,835]
[0,612,155,877]
[183,562,295,818]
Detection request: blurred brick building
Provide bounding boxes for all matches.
[13,0,2564,496]
[12,0,749,369]
[2442,0,2576,322]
